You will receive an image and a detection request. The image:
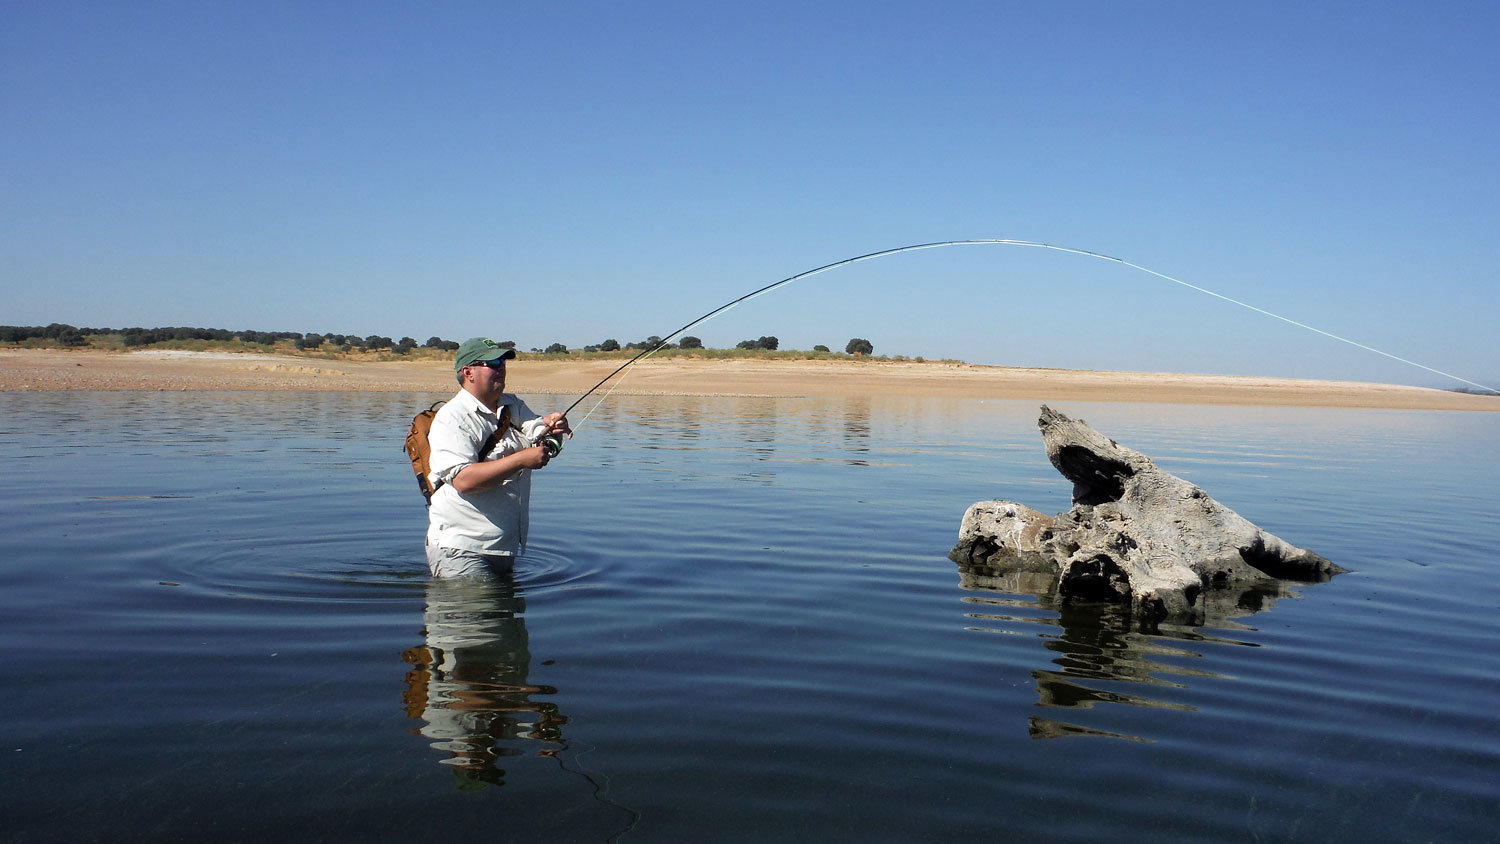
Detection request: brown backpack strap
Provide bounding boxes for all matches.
[476,406,509,460]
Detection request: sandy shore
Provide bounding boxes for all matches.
[2,348,1495,411]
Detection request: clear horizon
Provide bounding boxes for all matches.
[4,2,1497,390]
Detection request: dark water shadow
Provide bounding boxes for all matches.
[956,566,1304,742]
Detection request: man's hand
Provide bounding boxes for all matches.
[542,412,571,439]
[516,444,551,470]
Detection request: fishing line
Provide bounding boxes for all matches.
[562,238,1495,430]
[549,739,641,842]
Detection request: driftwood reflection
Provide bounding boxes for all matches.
[956,564,1304,742]
[401,576,564,789]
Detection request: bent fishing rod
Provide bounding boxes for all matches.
[555,238,1497,431]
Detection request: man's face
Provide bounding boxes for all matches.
[464,358,506,402]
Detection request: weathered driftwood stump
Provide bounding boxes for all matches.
[951,406,1344,622]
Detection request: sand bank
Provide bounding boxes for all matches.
[1,348,1495,411]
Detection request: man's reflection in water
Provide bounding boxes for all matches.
[402,574,564,789]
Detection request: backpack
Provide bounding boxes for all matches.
[404,400,504,505]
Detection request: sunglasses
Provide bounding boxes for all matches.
[466,359,506,370]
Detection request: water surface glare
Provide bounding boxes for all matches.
[2,391,1498,842]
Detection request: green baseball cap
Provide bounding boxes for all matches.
[454,337,517,373]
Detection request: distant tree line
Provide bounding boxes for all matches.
[573,334,704,354]
[3,324,877,357]
[0,324,506,356]
[559,334,869,355]
[1,323,96,346]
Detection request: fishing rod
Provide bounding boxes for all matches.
[557,238,1497,430]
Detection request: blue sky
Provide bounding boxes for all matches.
[4,1,1497,388]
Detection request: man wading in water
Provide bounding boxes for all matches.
[424,337,571,578]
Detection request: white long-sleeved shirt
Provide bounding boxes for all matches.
[425,388,545,555]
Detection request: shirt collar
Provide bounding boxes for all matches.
[452,386,498,421]
[453,386,516,423]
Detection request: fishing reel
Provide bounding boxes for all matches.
[535,431,564,459]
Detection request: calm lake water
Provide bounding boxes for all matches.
[2,391,1497,843]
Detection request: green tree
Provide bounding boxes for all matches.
[678,335,703,349]
[845,338,873,355]
[545,342,568,354]
[813,344,830,353]
[599,338,621,352]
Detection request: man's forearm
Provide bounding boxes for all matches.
[449,450,536,493]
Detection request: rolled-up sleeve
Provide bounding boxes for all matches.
[510,399,544,441]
